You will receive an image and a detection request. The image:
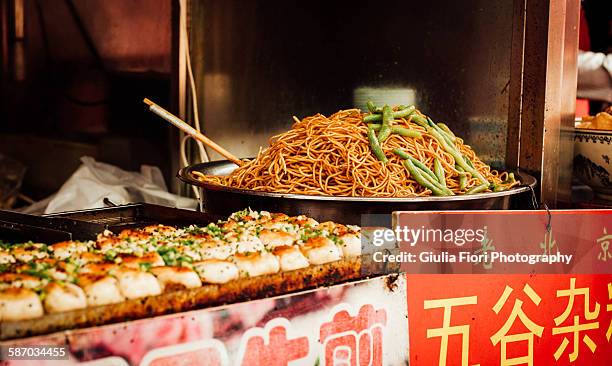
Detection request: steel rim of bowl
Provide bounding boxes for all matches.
[574,128,612,136]
[178,161,537,202]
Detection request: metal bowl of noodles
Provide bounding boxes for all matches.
[178,161,538,224]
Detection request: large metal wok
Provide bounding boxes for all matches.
[178,161,538,224]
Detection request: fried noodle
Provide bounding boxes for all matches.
[194,109,519,197]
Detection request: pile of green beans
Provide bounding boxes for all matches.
[393,148,454,196]
[361,101,515,195]
[364,102,420,164]
[434,158,446,187]
[403,160,450,196]
[364,104,416,123]
[410,113,490,186]
[437,123,455,139]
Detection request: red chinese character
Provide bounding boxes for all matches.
[319,304,387,366]
[140,339,229,366]
[238,318,309,366]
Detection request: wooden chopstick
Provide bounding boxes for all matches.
[143,98,243,166]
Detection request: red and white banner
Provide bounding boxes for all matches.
[392,210,611,273]
[1,275,408,366]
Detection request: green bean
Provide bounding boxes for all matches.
[377,130,392,143]
[410,114,429,128]
[377,105,393,142]
[459,175,468,190]
[394,106,416,117]
[428,128,489,185]
[363,105,416,123]
[410,114,455,144]
[391,126,422,139]
[368,127,387,163]
[492,184,507,192]
[366,101,382,114]
[456,165,468,190]
[418,166,454,195]
[434,158,446,187]
[466,183,489,195]
[367,124,422,139]
[392,149,437,181]
[427,117,456,145]
[403,160,447,196]
[394,149,453,195]
[391,148,412,161]
[437,123,456,139]
[429,119,456,142]
[465,157,475,169]
[363,114,379,123]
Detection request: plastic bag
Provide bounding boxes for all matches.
[43,156,196,214]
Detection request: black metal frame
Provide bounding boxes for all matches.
[0,203,219,242]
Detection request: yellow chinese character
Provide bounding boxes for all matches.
[607,282,612,342]
[552,277,601,362]
[490,284,544,366]
[597,228,612,262]
[424,296,478,366]
[539,229,557,256]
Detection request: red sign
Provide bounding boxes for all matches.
[407,274,612,365]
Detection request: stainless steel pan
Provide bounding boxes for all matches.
[178,161,538,224]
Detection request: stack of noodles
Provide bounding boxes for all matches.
[195,103,519,197]
[0,209,360,321]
